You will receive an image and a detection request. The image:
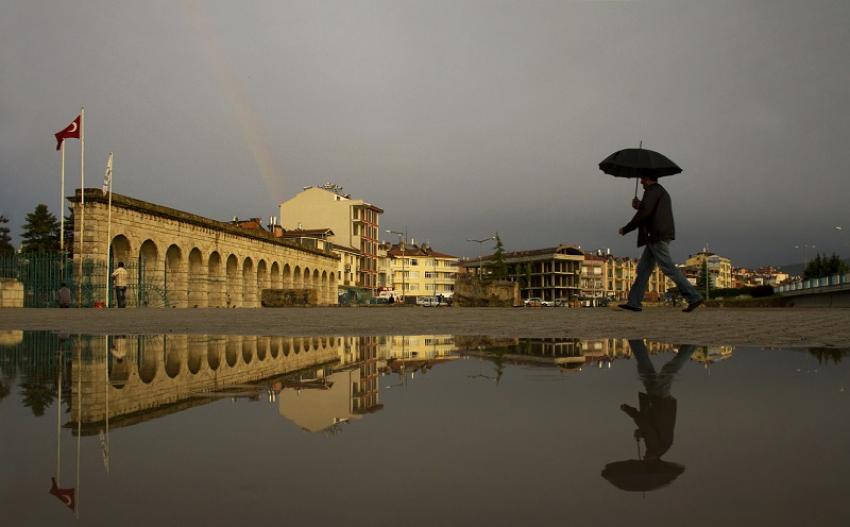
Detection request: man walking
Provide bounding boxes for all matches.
[111,261,128,308]
[618,176,703,312]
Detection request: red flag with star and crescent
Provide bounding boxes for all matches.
[54,115,81,151]
[49,477,76,511]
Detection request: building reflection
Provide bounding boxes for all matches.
[48,334,461,435]
[0,333,739,435]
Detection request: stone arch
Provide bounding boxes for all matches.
[270,262,282,289]
[283,264,292,289]
[293,338,302,354]
[139,239,161,307]
[188,248,207,308]
[226,254,241,307]
[108,338,131,388]
[293,266,302,289]
[241,336,255,364]
[188,336,205,374]
[303,267,312,292]
[313,269,321,299]
[257,260,269,306]
[208,337,223,370]
[257,337,269,361]
[165,244,188,308]
[321,270,328,305]
[282,338,291,356]
[242,257,256,307]
[165,336,183,378]
[108,235,133,307]
[208,252,225,307]
[270,337,281,359]
[225,337,239,367]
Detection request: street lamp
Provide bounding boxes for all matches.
[466,235,496,277]
[387,229,406,302]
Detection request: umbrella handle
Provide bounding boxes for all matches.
[634,178,639,198]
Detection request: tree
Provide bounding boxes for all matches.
[487,233,508,280]
[804,252,849,280]
[0,215,13,254]
[696,258,714,297]
[20,204,59,253]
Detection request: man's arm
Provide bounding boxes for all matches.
[620,186,662,235]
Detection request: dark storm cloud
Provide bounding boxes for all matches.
[1,0,848,266]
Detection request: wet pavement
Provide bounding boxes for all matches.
[2,332,849,526]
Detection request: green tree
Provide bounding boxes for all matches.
[804,252,848,279]
[0,215,13,254]
[20,204,59,253]
[696,258,714,296]
[486,233,508,280]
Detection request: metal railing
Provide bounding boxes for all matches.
[0,253,170,308]
[776,273,850,294]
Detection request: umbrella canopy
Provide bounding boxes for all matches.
[601,459,685,492]
[599,148,682,179]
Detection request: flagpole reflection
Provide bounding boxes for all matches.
[75,335,81,520]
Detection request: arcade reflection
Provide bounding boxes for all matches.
[1,332,740,436]
[3,330,850,523]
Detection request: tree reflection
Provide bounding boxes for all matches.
[807,347,850,365]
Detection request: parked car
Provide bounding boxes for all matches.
[540,299,554,307]
[524,297,543,307]
[554,298,570,307]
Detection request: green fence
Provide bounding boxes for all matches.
[0,253,170,308]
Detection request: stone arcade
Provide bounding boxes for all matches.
[71,189,339,307]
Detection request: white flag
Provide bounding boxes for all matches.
[101,152,113,195]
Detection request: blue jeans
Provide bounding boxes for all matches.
[627,241,702,308]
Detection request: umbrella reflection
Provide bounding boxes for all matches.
[602,340,697,492]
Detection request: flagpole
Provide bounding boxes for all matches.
[77,107,85,307]
[59,143,65,255]
[104,153,113,308]
[103,335,110,474]
[56,345,63,485]
[75,337,82,520]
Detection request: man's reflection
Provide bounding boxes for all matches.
[602,340,696,492]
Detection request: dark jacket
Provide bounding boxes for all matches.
[622,182,675,247]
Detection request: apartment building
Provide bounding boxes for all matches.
[464,245,584,304]
[683,249,734,289]
[279,184,383,292]
[384,241,458,299]
[581,252,666,303]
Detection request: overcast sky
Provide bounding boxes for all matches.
[2,0,848,266]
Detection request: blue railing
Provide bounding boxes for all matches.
[776,273,850,294]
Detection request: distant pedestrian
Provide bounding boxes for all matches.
[111,262,128,308]
[618,176,703,312]
[57,282,72,308]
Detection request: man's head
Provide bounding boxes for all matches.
[640,175,658,189]
[118,262,125,268]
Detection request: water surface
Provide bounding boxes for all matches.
[1,332,849,526]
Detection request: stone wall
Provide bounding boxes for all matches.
[0,279,23,308]
[453,275,521,307]
[71,189,339,307]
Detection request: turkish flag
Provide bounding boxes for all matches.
[54,115,81,151]
[49,477,76,511]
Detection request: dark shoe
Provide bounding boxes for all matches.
[618,304,642,312]
[682,299,704,313]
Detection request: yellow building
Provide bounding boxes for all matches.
[384,241,458,299]
[683,249,734,289]
[279,184,383,291]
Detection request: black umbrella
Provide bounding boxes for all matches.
[601,459,685,492]
[599,145,682,197]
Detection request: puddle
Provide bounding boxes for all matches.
[2,331,849,526]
